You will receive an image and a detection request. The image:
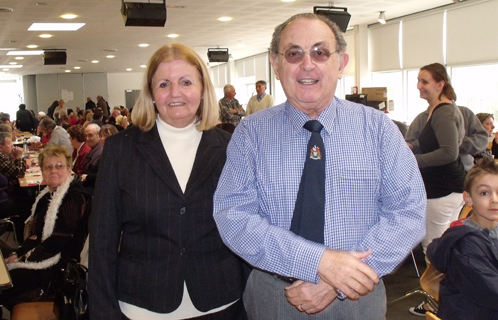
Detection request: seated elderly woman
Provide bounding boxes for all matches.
[67,124,91,175]
[0,144,90,311]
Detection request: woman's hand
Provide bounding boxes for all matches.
[406,142,413,150]
[4,253,18,264]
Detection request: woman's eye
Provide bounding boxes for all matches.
[479,191,489,196]
[182,80,192,86]
[159,81,169,88]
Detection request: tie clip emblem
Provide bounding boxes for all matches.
[310,145,322,160]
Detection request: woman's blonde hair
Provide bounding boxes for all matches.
[132,43,219,132]
[39,144,72,169]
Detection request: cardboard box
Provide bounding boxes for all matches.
[361,87,387,101]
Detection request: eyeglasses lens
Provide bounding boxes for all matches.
[284,47,332,64]
[43,163,67,171]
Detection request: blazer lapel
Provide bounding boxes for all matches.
[133,125,184,199]
[185,129,224,197]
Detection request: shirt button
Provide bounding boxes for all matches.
[180,207,186,215]
[180,248,186,255]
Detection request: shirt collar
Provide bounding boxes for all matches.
[285,98,338,135]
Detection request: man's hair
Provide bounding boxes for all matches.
[132,43,219,132]
[38,111,46,118]
[464,157,498,192]
[0,132,11,145]
[86,123,101,134]
[420,63,456,102]
[93,108,103,120]
[38,144,72,169]
[270,13,347,58]
[0,113,10,123]
[67,124,86,143]
[256,80,267,87]
[0,124,12,134]
[476,113,494,125]
[223,84,235,95]
[39,117,56,130]
[19,104,26,110]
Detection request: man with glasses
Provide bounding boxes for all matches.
[219,84,245,127]
[214,13,426,319]
[81,123,103,194]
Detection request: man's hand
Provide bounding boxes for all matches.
[230,108,238,114]
[284,279,337,314]
[12,146,23,159]
[318,249,378,300]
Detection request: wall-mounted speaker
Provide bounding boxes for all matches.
[121,2,167,27]
[207,48,229,63]
[43,51,67,65]
[313,6,351,32]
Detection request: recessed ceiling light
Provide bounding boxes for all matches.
[0,48,17,51]
[9,62,17,65]
[126,68,132,71]
[26,45,38,49]
[7,51,44,55]
[29,23,85,31]
[167,34,179,38]
[140,65,147,68]
[106,55,115,58]
[0,65,22,68]
[2,69,9,71]
[39,34,52,38]
[74,66,81,69]
[138,44,149,48]
[218,17,232,22]
[281,0,296,2]
[91,60,99,63]
[15,57,24,60]
[65,70,71,72]
[61,14,77,19]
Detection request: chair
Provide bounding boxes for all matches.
[387,264,444,314]
[426,311,442,320]
[458,204,473,220]
[11,301,57,320]
[0,215,19,248]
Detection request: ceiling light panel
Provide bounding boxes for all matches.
[0,65,22,68]
[7,51,44,55]
[28,23,85,31]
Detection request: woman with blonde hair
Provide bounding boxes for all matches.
[89,43,247,320]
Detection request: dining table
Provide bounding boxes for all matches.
[18,151,45,188]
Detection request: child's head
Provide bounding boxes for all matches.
[463,157,498,229]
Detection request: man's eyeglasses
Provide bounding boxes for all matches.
[42,163,69,171]
[278,46,337,64]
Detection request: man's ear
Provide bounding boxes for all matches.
[270,54,280,80]
[337,53,349,79]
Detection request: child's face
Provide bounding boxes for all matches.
[463,173,498,229]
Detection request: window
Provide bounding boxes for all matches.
[452,63,498,117]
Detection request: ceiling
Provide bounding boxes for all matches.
[0,0,456,77]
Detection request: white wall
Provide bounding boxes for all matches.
[107,72,144,108]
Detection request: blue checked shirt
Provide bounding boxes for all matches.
[214,97,426,283]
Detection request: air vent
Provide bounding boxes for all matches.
[0,7,14,12]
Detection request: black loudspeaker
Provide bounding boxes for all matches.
[121,2,167,27]
[43,51,67,65]
[207,48,229,63]
[313,6,351,32]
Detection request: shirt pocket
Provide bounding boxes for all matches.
[336,168,380,217]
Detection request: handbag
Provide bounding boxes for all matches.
[47,259,89,320]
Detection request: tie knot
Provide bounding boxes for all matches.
[304,120,323,133]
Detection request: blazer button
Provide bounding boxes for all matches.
[180,248,186,255]
[180,207,186,215]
